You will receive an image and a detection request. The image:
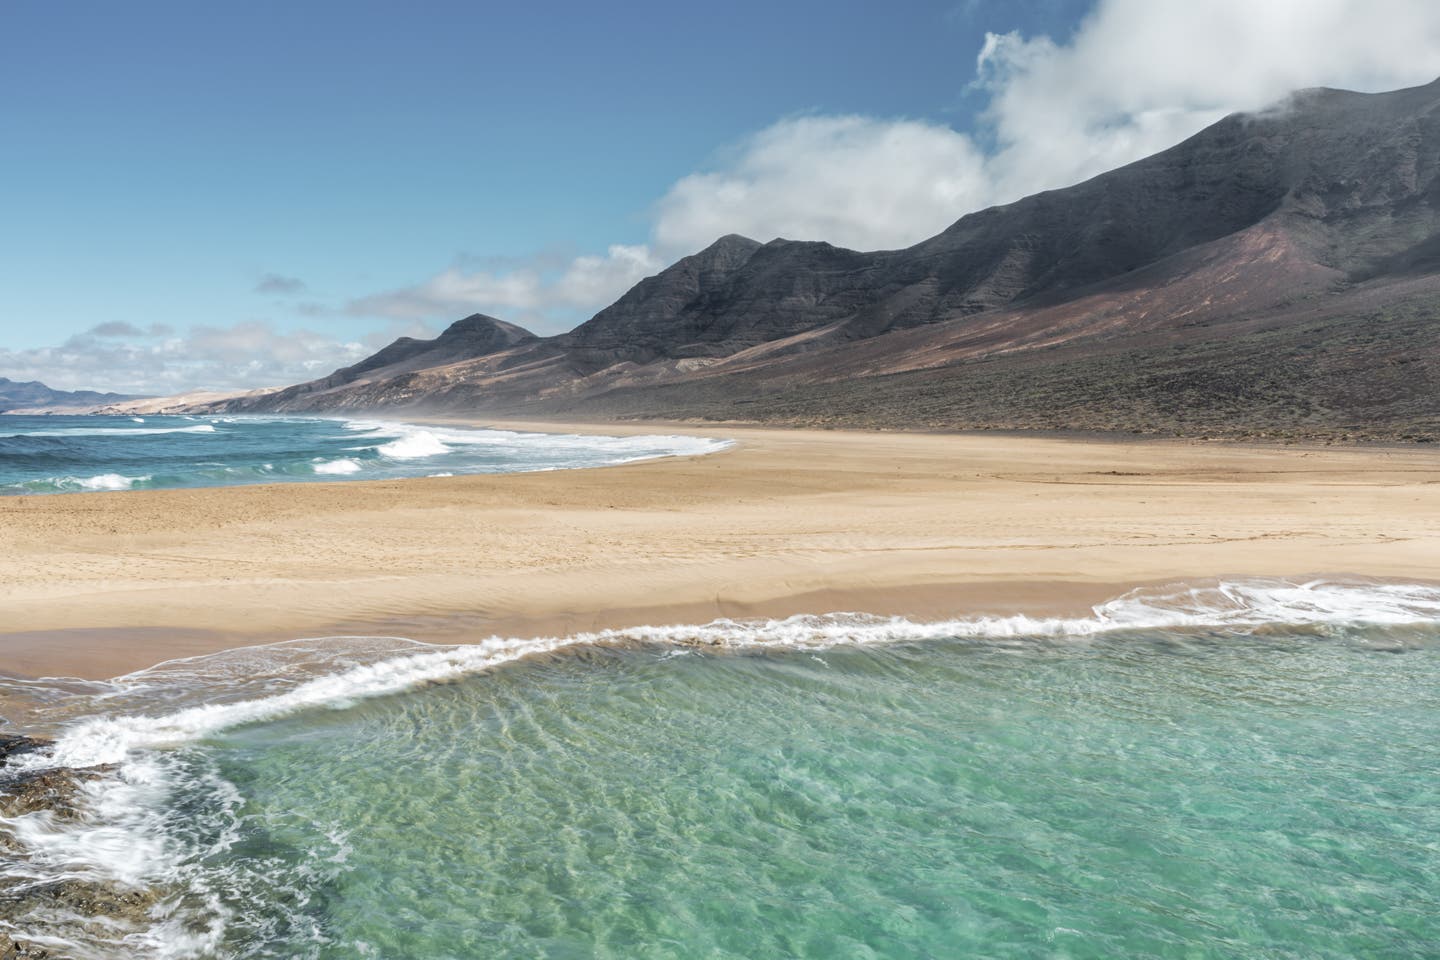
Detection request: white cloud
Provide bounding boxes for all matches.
[972,0,1440,203]
[653,115,989,252]
[346,244,660,332]
[660,0,1440,251]
[0,321,374,395]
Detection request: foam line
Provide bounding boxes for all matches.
[0,425,216,438]
[21,578,1440,772]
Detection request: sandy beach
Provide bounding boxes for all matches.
[2,421,1438,679]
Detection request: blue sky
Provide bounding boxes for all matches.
[3,0,1438,393]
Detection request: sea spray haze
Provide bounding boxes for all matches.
[2,580,1438,958]
[0,416,728,494]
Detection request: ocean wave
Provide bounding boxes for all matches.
[375,429,450,459]
[5,472,153,493]
[76,473,149,491]
[432,424,729,459]
[311,458,362,475]
[341,417,731,463]
[0,424,216,439]
[340,418,389,434]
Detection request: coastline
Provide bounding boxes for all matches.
[3,419,1439,680]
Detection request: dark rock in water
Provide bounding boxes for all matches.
[0,932,52,958]
[0,737,108,829]
[0,736,46,764]
[0,875,162,959]
[0,743,154,959]
[0,764,115,824]
[16,877,160,919]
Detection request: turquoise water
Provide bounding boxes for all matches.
[4,581,1440,958]
[0,415,726,493]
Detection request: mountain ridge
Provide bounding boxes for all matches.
[0,377,141,413]
[197,77,1440,439]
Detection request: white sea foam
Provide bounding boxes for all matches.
[376,429,450,459]
[80,473,147,491]
[4,472,153,494]
[336,418,730,474]
[312,458,362,475]
[341,417,730,465]
[7,755,178,887]
[0,424,216,439]
[436,425,727,459]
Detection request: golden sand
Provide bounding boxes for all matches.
[2,421,1437,678]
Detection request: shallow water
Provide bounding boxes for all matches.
[3,580,1439,958]
[0,415,727,493]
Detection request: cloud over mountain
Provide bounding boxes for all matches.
[345,245,660,333]
[344,0,1440,333]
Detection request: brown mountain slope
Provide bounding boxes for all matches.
[214,78,1440,439]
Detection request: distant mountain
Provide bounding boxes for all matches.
[230,313,537,411]
[0,377,140,412]
[211,78,1440,440]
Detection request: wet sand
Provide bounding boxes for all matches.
[2,421,1438,679]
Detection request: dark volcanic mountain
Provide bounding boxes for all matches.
[0,377,139,412]
[216,78,1440,440]
[234,313,538,410]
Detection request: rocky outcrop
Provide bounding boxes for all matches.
[0,737,160,960]
[0,933,51,958]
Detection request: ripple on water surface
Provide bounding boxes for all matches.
[2,580,1439,958]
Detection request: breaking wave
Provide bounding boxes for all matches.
[6,472,154,493]
[374,430,450,459]
[0,414,731,495]
[0,425,216,439]
[310,457,362,475]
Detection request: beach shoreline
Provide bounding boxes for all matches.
[3,419,1439,680]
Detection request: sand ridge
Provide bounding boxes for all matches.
[2,421,1438,678]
